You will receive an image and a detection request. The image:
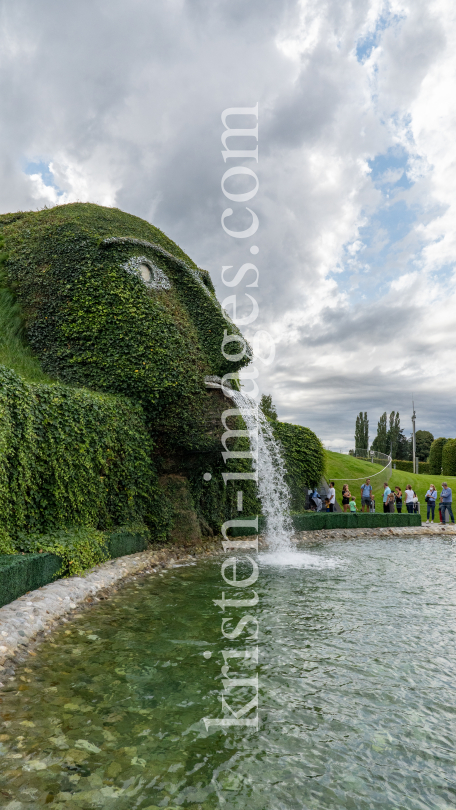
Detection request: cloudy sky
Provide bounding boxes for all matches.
[1,0,455,448]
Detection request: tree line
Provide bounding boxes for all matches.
[354,411,434,461]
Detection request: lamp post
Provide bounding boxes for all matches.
[412,402,417,474]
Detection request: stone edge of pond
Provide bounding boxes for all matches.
[0,540,226,672]
[291,524,456,544]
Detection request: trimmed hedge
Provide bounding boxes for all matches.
[0,365,169,541]
[107,525,149,559]
[428,437,448,475]
[229,512,421,536]
[0,525,150,609]
[442,438,456,477]
[0,552,61,609]
[393,460,430,474]
[291,512,421,530]
[273,421,325,511]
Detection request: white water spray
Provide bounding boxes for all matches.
[225,387,293,551]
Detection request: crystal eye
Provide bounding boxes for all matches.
[122,256,171,290]
[139,264,151,283]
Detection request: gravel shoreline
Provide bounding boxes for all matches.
[1,524,454,674]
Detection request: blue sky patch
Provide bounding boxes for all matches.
[24,160,62,194]
[355,12,406,63]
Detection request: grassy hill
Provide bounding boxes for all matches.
[0,240,53,383]
[324,449,456,511]
[0,316,54,384]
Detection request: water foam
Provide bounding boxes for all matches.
[258,549,341,569]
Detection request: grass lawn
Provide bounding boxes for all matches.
[324,449,456,514]
[0,284,54,383]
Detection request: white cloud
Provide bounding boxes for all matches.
[0,0,455,444]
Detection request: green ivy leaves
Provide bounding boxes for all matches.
[0,366,168,543]
[273,422,325,511]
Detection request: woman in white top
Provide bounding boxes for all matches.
[404,485,414,514]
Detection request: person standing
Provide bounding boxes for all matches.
[342,484,351,512]
[310,488,322,512]
[349,496,357,512]
[395,487,403,513]
[382,482,391,514]
[328,482,336,513]
[440,482,455,526]
[360,479,372,513]
[404,485,414,514]
[424,484,437,524]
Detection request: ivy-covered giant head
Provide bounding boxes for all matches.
[0,203,250,449]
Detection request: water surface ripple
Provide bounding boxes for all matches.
[1,536,455,809]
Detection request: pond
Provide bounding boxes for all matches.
[1,536,455,809]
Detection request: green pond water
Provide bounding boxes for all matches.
[1,536,456,810]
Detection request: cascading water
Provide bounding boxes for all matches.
[224,387,294,551]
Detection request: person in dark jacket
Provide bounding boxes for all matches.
[440,483,454,526]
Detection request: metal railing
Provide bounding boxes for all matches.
[331,448,392,483]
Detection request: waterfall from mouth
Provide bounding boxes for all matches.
[226,387,293,551]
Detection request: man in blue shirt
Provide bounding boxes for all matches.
[382,482,391,514]
[360,479,372,512]
[440,482,454,526]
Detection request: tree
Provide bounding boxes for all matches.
[260,394,277,421]
[371,412,388,454]
[354,412,369,450]
[388,411,401,459]
[396,430,411,460]
[415,430,434,462]
[428,437,447,474]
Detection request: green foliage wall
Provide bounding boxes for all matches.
[175,416,261,534]
[0,203,250,453]
[393,460,429,474]
[0,365,168,543]
[428,437,448,474]
[0,204,329,558]
[273,421,325,510]
[442,438,456,477]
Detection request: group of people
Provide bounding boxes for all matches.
[309,478,455,526]
[422,482,454,526]
[342,482,374,512]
